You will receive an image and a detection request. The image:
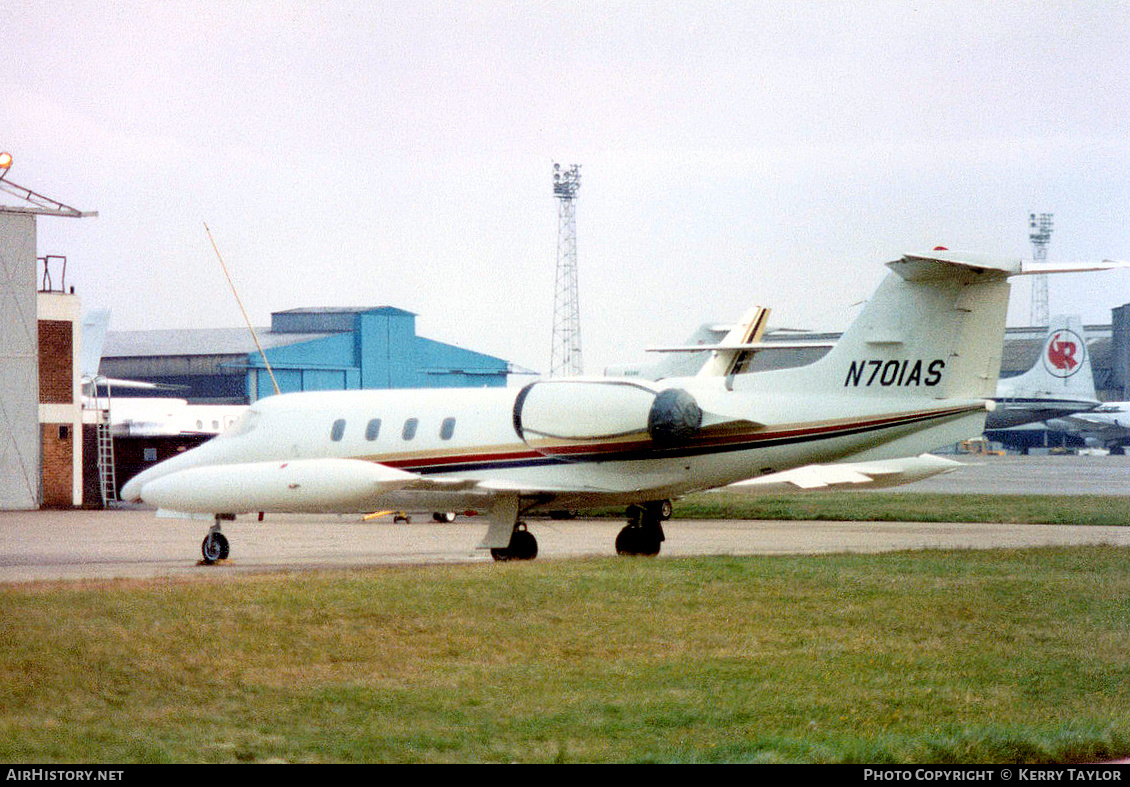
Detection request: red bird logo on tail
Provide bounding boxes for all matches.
[1043,330,1084,378]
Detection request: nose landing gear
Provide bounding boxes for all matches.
[200,516,232,565]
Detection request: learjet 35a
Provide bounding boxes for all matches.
[120,250,1123,563]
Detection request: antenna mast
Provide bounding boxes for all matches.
[205,223,281,396]
[550,163,583,377]
[1028,212,1053,326]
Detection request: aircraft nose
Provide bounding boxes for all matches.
[120,467,154,503]
[119,442,218,504]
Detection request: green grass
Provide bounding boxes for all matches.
[666,492,1130,526]
[2,547,1129,763]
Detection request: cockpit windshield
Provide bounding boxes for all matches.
[219,409,259,439]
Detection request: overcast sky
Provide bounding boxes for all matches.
[5,0,1130,376]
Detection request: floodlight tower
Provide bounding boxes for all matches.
[1028,212,1053,326]
[550,163,583,377]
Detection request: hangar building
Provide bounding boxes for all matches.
[100,306,515,405]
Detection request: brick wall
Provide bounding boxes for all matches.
[38,320,73,404]
[41,423,74,508]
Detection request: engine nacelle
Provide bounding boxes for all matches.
[513,380,702,459]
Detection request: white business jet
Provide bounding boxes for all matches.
[120,250,1122,563]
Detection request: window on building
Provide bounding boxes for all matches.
[402,418,418,440]
[366,418,381,441]
[331,419,346,441]
[440,417,456,440]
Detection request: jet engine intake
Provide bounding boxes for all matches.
[647,387,703,446]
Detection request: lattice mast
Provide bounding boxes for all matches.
[1029,213,1053,326]
[550,163,583,376]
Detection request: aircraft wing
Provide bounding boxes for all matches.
[1059,412,1129,428]
[725,454,962,493]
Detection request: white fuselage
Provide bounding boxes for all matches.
[120,377,986,514]
[122,251,1046,519]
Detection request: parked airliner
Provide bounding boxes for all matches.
[986,315,1100,429]
[120,251,1122,563]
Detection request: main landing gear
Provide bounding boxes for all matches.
[615,502,667,557]
[489,500,672,562]
[490,522,538,561]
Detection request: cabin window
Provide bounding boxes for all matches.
[365,418,381,441]
[402,418,418,440]
[440,417,456,440]
[331,419,346,441]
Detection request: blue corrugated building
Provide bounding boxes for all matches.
[100,306,516,404]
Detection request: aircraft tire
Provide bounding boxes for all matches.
[615,525,661,557]
[432,512,457,523]
[491,525,538,561]
[201,531,230,564]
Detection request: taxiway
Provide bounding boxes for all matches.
[3,454,1128,584]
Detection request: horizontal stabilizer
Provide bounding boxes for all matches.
[647,341,835,353]
[888,251,1023,281]
[889,251,1128,282]
[726,454,962,494]
[1016,260,1130,276]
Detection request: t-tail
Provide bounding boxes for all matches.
[728,251,1125,459]
[745,251,1019,402]
[683,252,1015,463]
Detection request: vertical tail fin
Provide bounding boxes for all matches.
[985,316,1099,429]
[697,306,771,378]
[996,316,1097,401]
[737,252,1019,401]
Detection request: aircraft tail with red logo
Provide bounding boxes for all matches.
[988,315,1100,429]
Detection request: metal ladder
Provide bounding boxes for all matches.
[83,376,118,507]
